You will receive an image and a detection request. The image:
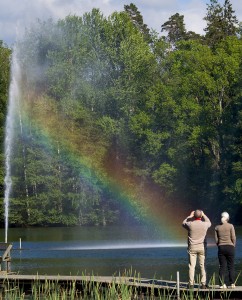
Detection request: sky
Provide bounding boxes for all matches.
[1,0,242,46]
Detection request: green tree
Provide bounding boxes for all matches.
[204,0,238,48]
[124,3,151,43]
[130,36,242,216]
[5,5,242,227]
[9,9,155,225]
[161,13,187,45]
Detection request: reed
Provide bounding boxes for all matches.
[0,273,239,299]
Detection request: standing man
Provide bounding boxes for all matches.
[182,210,211,289]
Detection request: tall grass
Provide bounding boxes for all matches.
[0,273,239,299]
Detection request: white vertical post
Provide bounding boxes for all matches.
[177,271,180,300]
[19,238,22,249]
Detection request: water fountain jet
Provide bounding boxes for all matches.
[4,47,20,243]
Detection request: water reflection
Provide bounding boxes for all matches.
[1,226,242,285]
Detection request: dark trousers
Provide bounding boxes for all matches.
[218,245,235,285]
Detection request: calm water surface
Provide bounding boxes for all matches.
[2,226,242,285]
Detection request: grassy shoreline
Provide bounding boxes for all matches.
[0,273,238,300]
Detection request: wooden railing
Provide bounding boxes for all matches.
[0,243,12,273]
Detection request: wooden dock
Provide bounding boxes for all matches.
[0,273,241,299]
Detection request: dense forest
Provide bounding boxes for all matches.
[0,0,241,227]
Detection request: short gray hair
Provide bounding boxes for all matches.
[221,211,229,223]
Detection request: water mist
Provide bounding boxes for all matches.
[4,48,20,243]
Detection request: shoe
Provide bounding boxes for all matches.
[187,284,194,289]
[220,284,227,289]
[200,284,208,289]
[231,284,236,289]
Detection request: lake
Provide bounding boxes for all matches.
[2,225,242,285]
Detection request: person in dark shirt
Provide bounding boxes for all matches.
[215,212,236,289]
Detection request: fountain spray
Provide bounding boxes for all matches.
[4,47,20,243]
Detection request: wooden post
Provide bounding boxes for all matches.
[0,243,12,273]
[177,271,180,300]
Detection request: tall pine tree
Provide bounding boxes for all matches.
[204,0,238,48]
[124,3,151,43]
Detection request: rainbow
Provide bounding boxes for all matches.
[18,94,186,240]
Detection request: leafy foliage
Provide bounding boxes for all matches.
[204,0,239,48]
[0,1,241,226]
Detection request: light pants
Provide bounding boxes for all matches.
[188,247,206,285]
